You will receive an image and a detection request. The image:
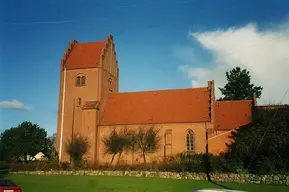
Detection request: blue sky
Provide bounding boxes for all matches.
[1,0,289,135]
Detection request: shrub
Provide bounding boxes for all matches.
[9,162,37,171]
[8,160,62,172]
[59,161,71,170]
[65,134,90,168]
[0,161,9,169]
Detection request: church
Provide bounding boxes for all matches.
[55,34,254,165]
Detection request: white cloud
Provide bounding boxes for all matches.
[179,23,289,104]
[0,100,31,110]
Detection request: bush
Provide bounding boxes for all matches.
[65,135,90,168]
[9,162,37,171]
[59,161,71,170]
[9,153,287,175]
[0,161,9,169]
[0,161,9,174]
[9,160,63,172]
[5,153,213,173]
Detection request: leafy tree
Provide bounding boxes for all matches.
[116,127,131,164]
[42,133,58,160]
[219,67,263,101]
[135,125,161,164]
[102,128,130,165]
[126,129,138,164]
[0,121,49,163]
[64,134,90,168]
[225,107,289,174]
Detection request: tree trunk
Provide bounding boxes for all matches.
[109,153,116,165]
[142,151,146,164]
[24,153,28,163]
[117,151,122,164]
[132,149,135,165]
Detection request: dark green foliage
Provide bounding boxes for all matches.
[0,121,49,162]
[42,133,58,160]
[219,67,263,100]
[225,107,289,174]
[65,134,90,168]
[0,161,8,169]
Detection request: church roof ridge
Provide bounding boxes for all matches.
[108,87,208,96]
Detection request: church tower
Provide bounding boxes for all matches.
[56,34,119,163]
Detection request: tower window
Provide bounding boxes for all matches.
[76,75,86,86]
[81,76,86,85]
[76,76,81,85]
[186,129,194,152]
[77,98,82,106]
[108,78,113,92]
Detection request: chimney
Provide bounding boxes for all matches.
[208,80,215,123]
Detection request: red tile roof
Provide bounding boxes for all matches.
[214,100,252,130]
[82,101,100,110]
[64,41,105,70]
[99,88,210,125]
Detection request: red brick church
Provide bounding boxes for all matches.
[56,34,254,165]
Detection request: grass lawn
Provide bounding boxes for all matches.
[4,174,289,192]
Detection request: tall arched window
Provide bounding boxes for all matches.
[186,129,194,151]
[81,76,86,85]
[76,76,81,85]
[77,98,82,107]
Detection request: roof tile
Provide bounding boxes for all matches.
[100,88,210,125]
[82,101,100,110]
[64,41,105,70]
[215,100,252,130]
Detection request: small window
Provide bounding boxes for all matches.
[108,78,113,92]
[186,129,194,151]
[81,76,86,85]
[77,98,82,106]
[76,76,81,85]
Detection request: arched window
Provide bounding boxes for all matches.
[81,76,86,85]
[77,98,82,106]
[76,75,86,86]
[76,76,81,85]
[186,129,194,151]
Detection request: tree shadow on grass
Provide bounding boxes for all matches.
[204,153,232,190]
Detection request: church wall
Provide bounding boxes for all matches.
[97,122,208,165]
[99,40,119,102]
[56,68,100,162]
[81,109,98,164]
[208,130,234,155]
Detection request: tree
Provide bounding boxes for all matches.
[0,121,49,163]
[135,125,161,164]
[42,133,58,160]
[219,67,263,101]
[126,129,138,164]
[64,134,90,168]
[102,128,130,165]
[225,107,289,174]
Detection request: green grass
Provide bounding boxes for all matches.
[4,174,289,192]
